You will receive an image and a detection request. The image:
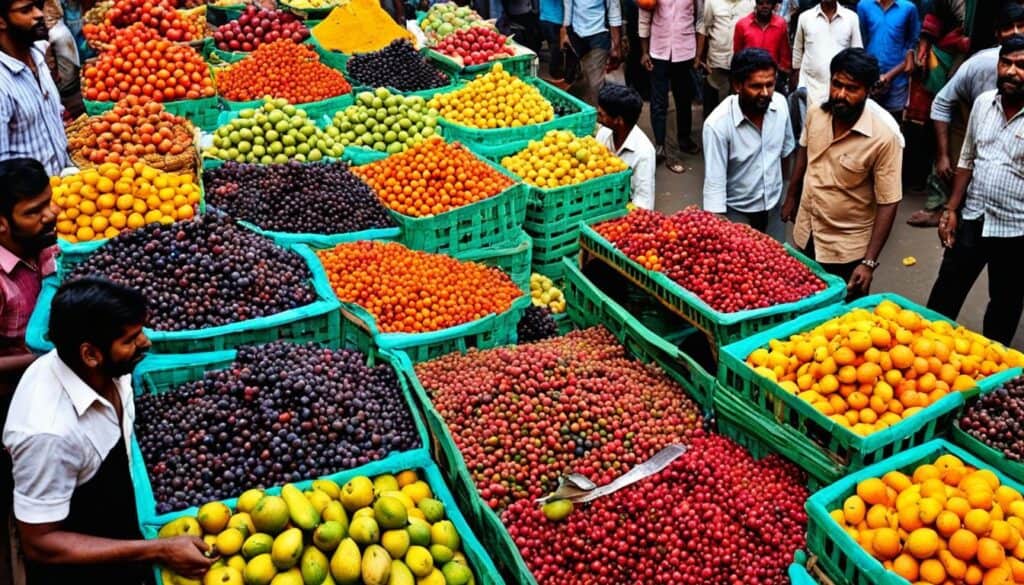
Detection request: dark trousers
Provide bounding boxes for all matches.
[926,218,1024,346]
[649,58,695,148]
[803,237,865,301]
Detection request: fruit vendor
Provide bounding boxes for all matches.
[0,0,72,175]
[925,34,1024,347]
[702,48,795,242]
[782,48,904,300]
[595,83,657,210]
[2,278,213,584]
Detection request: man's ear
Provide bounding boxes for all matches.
[79,342,104,370]
[0,215,10,237]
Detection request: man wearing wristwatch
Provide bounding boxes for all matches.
[781,48,904,301]
[924,35,1024,347]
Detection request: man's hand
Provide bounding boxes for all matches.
[609,39,621,64]
[159,536,213,579]
[873,74,891,96]
[938,209,958,248]
[848,264,874,297]
[935,154,953,182]
[781,195,798,223]
[559,27,571,49]
[694,58,707,74]
[641,52,653,71]
[915,39,931,69]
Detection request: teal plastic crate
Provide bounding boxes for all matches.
[380,153,527,255]
[805,439,1024,585]
[28,244,342,354]
[453,229,532,292]
[424,46,537,80]
[788,551,822,585]
[307,35,349,71]
[128,346,429,526]
[718,293,1023,478]
[218,92,353,122]
[434,77,597,160]
[84,96,222,131]
[516,169,632,233]
[951,367,1024,484]
[203,37,317,65]
[579,222,847,347]
[341,145,388,165]
[530,208,628,280]
[337,293,530,365]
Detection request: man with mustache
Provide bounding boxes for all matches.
[3,278,213,584]
[925,34,1024,346]
[782,48,904,300]
[703,48,795,242]
[0,0,72,175]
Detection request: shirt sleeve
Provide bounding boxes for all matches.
[782,105,796,158]
[630,149,656,210]
[697,0,711,35]
[798,106,812,147]
[904,4,921,54]
[8,432,83,524]
[956,98,982,170]
[778,21,792,71]
[850,12,863,48]
[0,96,11,155]
[792,16,805,70]
[701,124,729,213]
[732,20,744,55]
[873,133,904,204]
[638,7,652,38]
[607,0,622,28]
[562,0,572,27]
[929,60,972,123]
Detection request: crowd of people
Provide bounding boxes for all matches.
[0,0,1021,582]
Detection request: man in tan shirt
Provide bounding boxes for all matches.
[782,48,903,300]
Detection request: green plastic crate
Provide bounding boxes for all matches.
[390,260,716,584]
[806,439,1024,585]
[579,222,848,347]
[530,208,628,280]
[28,244,342,354]
[424,46,537,80]
[84,96,222,131]
[516,169,632,233]
[308,36,349,71]
[203,37,318,65]
[383,154,527,255]
[341,145,388,165]
[218,92,353,121]
[951,367,1024,484]
[788,551,823,585]
[453,229,532,292]
[434,77,597,160]
[718,293,1022,479]
[206,3,246,25]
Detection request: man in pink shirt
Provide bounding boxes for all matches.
[0,157,58,584]
[639,0,700,172]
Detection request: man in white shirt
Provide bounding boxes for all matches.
[596,83,657,209]
[703,48,795,241]
[790,0,863,106]
[3,278,212,584]
[696,0,755,115]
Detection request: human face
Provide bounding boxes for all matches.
[735,68,776,115]
[997,49,1024,100]
[997,20,1024,42]
[5,184,58,254]
[0,0,47,44]
[755,0,775,21]
[100,323,151,378]
[827,71,869,122]
[597,106,624,133]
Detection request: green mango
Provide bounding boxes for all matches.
[243,554,277,585]
[271,528,304,570]
[281,484,320,531]
[329,538,361,585]
[300,545,329,585]
[313,521,345,553]
[386,560,414,585]
[242,534,275,559]
[312,480,341,499]
[270,567,303,585]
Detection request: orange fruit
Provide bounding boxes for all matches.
[869,327,892,348]
[856,362,882,385]
[905,528,940,559]
[951,528,980,560]
[983,566,1014,585]
[966,509,994,536]
[948,496,972,519]
[890,344,915,369]
[892,553,919,581]
[940,549,968,580]
[937,510,963,538]
[848,391,869,410]
[883,471,913,493]
[991,520,1020,549]
[872,527,901,560]
[838,365,858,385]
[968,488,995,510]
[978,537,1006,568]
[867,503,894,529]
[834,346,856,366]
[914,464,942,484]
[966,564,985,585]
[918,558,946,584]
[899,504,925,531]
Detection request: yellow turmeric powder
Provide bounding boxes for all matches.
[312,0,416,54]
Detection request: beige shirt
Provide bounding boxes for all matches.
[793,102,904,264]
[697,0,754,70]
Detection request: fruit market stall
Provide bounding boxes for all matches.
[419,3,538,80]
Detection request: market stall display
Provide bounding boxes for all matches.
[205,99,345,163]
[211,5,308,54]
[309,0,415,66]
[83,0,207,46]
[419,2,485,44]
[431,27,515,66]
[345,40,451,94]
[955,373,1024,484]
[329,89,441,159]
[515,305,560,343]
[215,40,352,105]
[65,100,199,172]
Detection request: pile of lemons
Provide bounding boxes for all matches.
[530,273,565,313]
[53,162,200,243]
[428,63,553,129]
[502,130,629,189]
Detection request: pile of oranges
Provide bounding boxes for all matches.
[68,99,195,166]
[216,40,352,104]
[317,241,522,334]
[501,130,628,189]
[82,24,216,103]
[428,63,553,129]
[746,300,1024,437]
[352,137,514,217]
[53,162,200,243]
[830,453,1024,584]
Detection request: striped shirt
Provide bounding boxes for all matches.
[957,90,1024,238]
[0,42,71,176]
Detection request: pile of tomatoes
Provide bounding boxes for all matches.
[84,0,205,46]
[82,24,215,103]
[68,99,195,166]
[216,39,351,104]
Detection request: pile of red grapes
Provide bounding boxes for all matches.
[960,375,1024,461]
[594,209,825,313]
[212,5,308,52]
[504,435,808,585]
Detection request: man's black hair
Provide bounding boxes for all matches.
[598,83,644,129]
[1001,33,1024,56]
[49,278,148,366]
[731,48,778,84]
[998,3,1024,30]
[0,158,49,222]
[830,48,881,89]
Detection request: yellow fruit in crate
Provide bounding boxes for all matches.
[501,130,629,189]
[429,64,553,129]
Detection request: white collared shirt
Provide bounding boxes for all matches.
[3,350,135,524]
[792,4,863,106]
[596,125,657,210]
[702,93,795,213]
